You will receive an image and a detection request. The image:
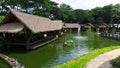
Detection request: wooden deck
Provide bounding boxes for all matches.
[27,37,57,49]
[6,36,57,49]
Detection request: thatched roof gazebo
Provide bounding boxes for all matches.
[83,23,94,29]
[98,23,108,28]
[82,23,95,31]
[0,10,64,49]
[64,23,80,32]
[64,23,80,28]
[96,23,108,32]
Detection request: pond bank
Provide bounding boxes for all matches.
[52,46,120,68]
[0,54,24,68]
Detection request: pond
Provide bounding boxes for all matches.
[0,59,9,68]
[0,32,120,68]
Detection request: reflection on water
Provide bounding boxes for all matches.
[73,36,87,41]
[0,33,120,68]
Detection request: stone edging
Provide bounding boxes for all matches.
[0,54,25,68]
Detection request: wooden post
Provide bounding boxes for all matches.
[26,32,33,50]
[27,33,33,44]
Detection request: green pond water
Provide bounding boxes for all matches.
[0,32,120,68]
[0,59,9,68]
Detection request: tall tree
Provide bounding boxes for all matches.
[102,4,113,24]
[91,7,103,24]
[59,3,76,23]
[74,9,93,24]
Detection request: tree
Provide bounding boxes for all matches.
[60,3,72,10]
[74,9,94,24]
[102,4,113,24]
[1,0,120,25]
[111,4,120,24]
[49,1,60,19]
[91,7,103,24]
[58,3,76,23]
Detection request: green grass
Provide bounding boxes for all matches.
[52,46,120,68]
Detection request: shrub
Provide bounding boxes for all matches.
[110,56,120,68]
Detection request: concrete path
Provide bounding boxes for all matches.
[86,49,120,68]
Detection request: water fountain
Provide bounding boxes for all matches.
[73,26,87,41]
[78,26,81,36]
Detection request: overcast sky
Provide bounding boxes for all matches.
[51,0,120,10]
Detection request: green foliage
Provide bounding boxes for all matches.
[0,16,4,22]
[64,39,74,46]
[60,3,72,10]
[111,56,120,68]
[58,3,76,23]
[87,28,95,40]
[52,46,120,68]
[74,9,93,24]
[0,0,120,24]
[91,7,104,24]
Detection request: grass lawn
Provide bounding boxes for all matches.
[52,46,120,68]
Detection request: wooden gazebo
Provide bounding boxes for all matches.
[83,23,95,31]
[0,10,64,49]
[84,23,94,28]
[97,23,108,32]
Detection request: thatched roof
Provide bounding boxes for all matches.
[98,25,107,28]
[0,10,64,33]
[64,23,80,28]
[84,26,91,28]
[51,20,64,30]
[84,23,94,28]
[102,23,108,26]
[0,23,24,33]
[97,23,108,28]
[87,23,94,27]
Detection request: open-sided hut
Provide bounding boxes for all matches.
[97,23,108,32]
[64,23,80,32]
[83,23,94,31]
[84,23,94,28]
[51,20,64,36]
[0,10,64,49]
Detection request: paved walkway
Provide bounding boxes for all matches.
[86,49,120,68]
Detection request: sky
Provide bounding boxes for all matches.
[50,0,120,10]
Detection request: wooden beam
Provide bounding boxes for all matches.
[7,42,27,46]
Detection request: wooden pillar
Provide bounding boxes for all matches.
[26,31,33,50]
[27,33,33,44]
